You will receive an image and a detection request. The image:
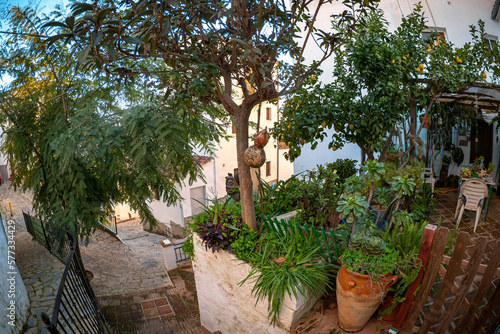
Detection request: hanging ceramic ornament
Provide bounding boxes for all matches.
[244,128,269,168]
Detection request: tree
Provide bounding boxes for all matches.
[46,0,378,230]
[276,5,498,163]
[0,6,223,238]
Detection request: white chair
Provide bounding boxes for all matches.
[454,179,489,232]
[421,168,437,193]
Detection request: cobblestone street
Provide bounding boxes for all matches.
[80,219,172,297]
[1,182,210,333]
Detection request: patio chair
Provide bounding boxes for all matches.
[421,168,437,193]
[454,179,489,232]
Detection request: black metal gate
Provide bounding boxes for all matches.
[174,242,189,263]
[23,212,112,334]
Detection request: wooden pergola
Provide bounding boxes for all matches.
[437,83,500,122]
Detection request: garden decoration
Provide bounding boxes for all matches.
[225,173,240,201]
[451,146,464,165]
[337,232,398,332]
[244,128,269,168]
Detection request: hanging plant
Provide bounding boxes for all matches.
[451,146,464,165]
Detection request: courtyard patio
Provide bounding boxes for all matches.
[430,187,500,263]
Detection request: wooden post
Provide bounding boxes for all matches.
[392,224,437,330]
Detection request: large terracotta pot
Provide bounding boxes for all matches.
[336,265,398,332]
[377,294,402,323]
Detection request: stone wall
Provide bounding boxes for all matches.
[193,234,319,334]
[0,215,30,333]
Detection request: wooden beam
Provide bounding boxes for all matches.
[392,225,437,330]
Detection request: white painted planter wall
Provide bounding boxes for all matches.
[193,234,320,334]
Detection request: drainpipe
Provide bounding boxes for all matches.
[180,203,184,227]
[492,0,500,20]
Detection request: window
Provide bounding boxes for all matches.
[265,161,271,176]
[485,34,498,50]
[266,107,272,121]
[422,28,447,51]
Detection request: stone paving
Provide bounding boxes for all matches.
[0,182,63,334]
[1,182,212,333]
[80,219,172,297]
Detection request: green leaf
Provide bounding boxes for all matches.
[124,37,144,44]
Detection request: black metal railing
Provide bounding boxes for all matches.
[98,216,118,235]
[23,212,111,334]
[174,242,189,263]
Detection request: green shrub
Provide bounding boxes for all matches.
[326,158,358,184]
[238,224,335,326]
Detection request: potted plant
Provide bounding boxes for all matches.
[487,162,496,176]
[336,232,398,332]
[451,146,464,166]
[472,158,481,177]
[461,166,471,178]
[336,192,369,235]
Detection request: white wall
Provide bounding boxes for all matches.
[211,100,294,198]
[0,215,30,333]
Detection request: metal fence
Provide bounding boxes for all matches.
[23,212,111,334]
[98,216,118,235]
[174,243,190,263]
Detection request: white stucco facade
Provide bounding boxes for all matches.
[295,0,500,176]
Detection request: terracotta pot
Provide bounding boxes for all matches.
[378,294,402,323]
[419,116,429,128]
[336,265,398,332]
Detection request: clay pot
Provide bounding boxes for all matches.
[378,294,402,324]
[244,145,266,168]
[336,265,398,332]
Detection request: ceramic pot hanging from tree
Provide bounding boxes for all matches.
[244,128,269,168]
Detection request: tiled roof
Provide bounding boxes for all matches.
[278,142,289,149]
[194,155,213,166]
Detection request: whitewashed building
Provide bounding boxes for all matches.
[124,100,294,237]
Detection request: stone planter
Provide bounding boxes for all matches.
[193,234,320,334]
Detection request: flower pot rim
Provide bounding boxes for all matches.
[338,263,396,280]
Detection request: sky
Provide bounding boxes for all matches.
[0,0,69,85]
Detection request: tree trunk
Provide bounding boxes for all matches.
[234,110,257,230]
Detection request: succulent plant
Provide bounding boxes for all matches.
[348,233,386,256]
[348,232,367,250]
[364,236,386,256]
